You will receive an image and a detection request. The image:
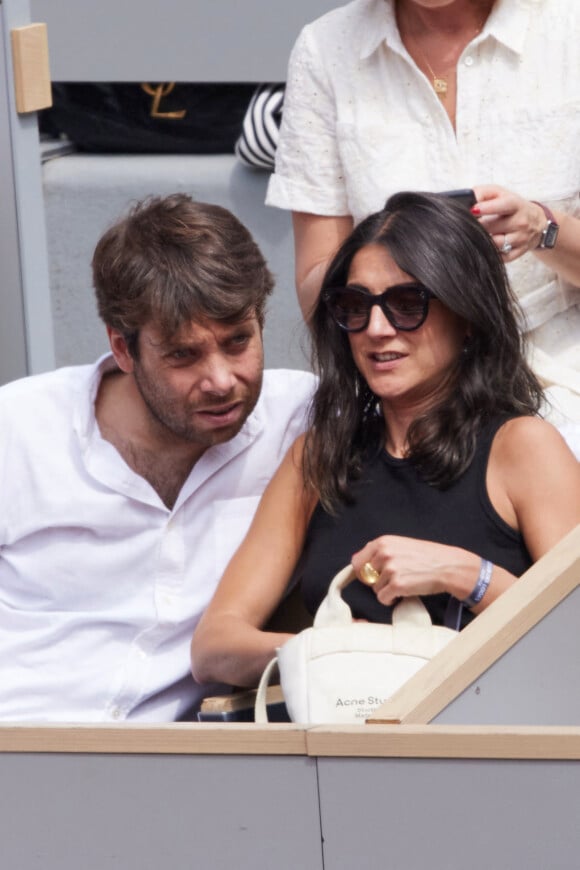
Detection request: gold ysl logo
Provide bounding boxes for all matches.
[140,83,187,119]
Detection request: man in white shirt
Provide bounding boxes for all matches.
[0,194,315,723]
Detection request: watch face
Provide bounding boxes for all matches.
[541,221,559,249]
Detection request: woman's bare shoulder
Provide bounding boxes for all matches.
[492,415,574,462]
[490,415,580,509]
[489,416,580,558]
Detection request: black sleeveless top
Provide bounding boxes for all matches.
[296,418,532,630]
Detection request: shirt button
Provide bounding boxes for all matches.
[111,708,121,720]
[464,56,474,67]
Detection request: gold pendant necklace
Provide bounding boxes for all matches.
[406,16,486,102]
[432,77,448,98]
[420,54,449,99]
[410,36,454,100]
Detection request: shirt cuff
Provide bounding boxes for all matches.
[266,172,350,216]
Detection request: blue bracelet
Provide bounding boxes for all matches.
[462,558,493,609]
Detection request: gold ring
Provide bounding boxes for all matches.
[361,562,380,586]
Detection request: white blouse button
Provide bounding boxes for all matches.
[464,56,474,67]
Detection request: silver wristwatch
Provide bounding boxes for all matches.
[532,201,559,249]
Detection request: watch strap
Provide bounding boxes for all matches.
[531,200,559,249]
[531,200,556,223]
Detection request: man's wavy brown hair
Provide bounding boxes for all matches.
[92,193,273,356]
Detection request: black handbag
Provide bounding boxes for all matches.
[40,82,256,154]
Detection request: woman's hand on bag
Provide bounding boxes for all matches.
[471,185,546,262]
[351,535,478,607]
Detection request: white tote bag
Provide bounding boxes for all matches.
[255,564,458,725]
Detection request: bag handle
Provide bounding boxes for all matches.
[254,656,278,724]
[255,567,435,721]
[314,564,432,629]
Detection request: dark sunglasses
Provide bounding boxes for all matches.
[323,283,434,333]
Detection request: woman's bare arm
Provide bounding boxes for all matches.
[352,418,580,613]
[191,436,317,688]
[351,536,518,613]
[293,211,353,320]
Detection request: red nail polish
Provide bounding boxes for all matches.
[470,206,481,216]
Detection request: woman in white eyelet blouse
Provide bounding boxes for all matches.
[266,0,580,447]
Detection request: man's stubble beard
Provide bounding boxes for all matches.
[132,363,263,450]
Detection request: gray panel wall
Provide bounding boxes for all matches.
[433,587,580,726]
[0,5,28,383]
[1,0,55,384]
[30,0,342,81]
[317,755,580,870]
[2,750,579,870]
[1,753,323,870]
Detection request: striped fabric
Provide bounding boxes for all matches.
[235,83,284,170]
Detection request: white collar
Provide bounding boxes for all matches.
[74,352,265,511]
[357,0,536,61]
[75,352,119,444]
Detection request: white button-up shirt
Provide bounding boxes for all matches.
[0,355,315,722]
[267,0,580,335]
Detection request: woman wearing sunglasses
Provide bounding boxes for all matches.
[266,0,580,449]
[191,193,580,690]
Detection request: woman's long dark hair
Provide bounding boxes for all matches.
[304,191,543,513]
